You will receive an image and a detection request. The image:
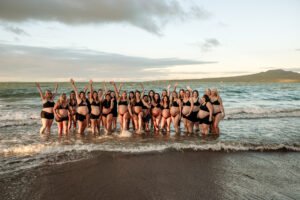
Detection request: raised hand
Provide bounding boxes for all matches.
[70,78,75,85]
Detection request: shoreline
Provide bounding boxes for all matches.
[1,151,299,200]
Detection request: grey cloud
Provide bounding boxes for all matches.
[2,24,29,36]
[296,49,300,51]
[200,38,220,52]
[0,44,217,81]
[0,0,210,34]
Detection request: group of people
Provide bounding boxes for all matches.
[36,79,225,136]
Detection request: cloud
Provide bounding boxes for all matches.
[200,38,221,52]
[2,24,29,36]
[296,49,300,51]
[0,0,210,35]
[0,43,217,81]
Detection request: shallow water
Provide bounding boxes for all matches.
[0,82,299,175]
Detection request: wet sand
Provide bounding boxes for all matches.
[1,151,300,200]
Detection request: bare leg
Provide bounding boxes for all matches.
[40,118,47,134]
[107,114,113,133]
[138,112,143,133]
[166,117,171,132]
[63,121,68,135]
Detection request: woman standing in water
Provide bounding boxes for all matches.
[181,90,194,134]
[68,91,77,131]
[160,95,171,132]
[111,82,131,131]
[88,80,101,135]
[142,95,152,132]
[36,82,58,134]
[53,93,71,135]
[131,85,145,134]
[198,95,213,135]
[70,79,89,134]
[102,92,114,134]
[210,88,225,134]
[151,93,162,132]
[170,91,182,133]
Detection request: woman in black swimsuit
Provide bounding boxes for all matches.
[111,82,131,131]
[88,80,101,135]
[54,93,71,135]
[132,85,145,134]
[198,95,213,135]
[68,91,77,131]
[210,88,225,134]
[170,91,182,133]
[36,82,58,134]
[151,93,162,132]
[70,79,89,134]
[160,95,171,132]
[141,95,152,132]
[182,90,194,134]
[101,93,114,134]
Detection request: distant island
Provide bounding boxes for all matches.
[159,69,300,83]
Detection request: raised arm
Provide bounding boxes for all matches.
[89,80,94,101]
[35,82,44,101]
[173,82,178,92]
[111,81,120,99]
[52,83,58,100]
[103,81,107,94]
[186,85,193,93]
[118,83,123,94]
[140,83,145,97]
[141,98,151,109]
[70,79,81,103]
[167,84,171,97]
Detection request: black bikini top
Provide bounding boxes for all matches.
[78,100,88,107]
[200,103,209,112]
[58,103,69,110]
[211,99,220,105]
[172,100,179,107]
[91,100,100,107]
[134,100,143,107]
[43,100,55,108]
[162,104,170,110]
[183,100,191,107]
[118,100,128,106]
[69,100,77,107]
[102,99,111,109]
[194,98,200,106]
[142,104,149,109]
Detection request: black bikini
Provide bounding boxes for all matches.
[102,99,112,117]
[76,100,88,122]
[41,100,55,120]
[55,103,69,122]
[199,103,211,125]
[211,99,222,116]
[171,101,179,107]
[118,100,128,106]
[90,100,101,119]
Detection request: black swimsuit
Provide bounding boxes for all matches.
[41,100,55,120]
[182,100,193,121]
[102,99,112,117]
[76,100,88,121]
[211,99,222,116]
[90,100,101,119]
[199,103,211,125]
[171,100,179,107]
[55,103,69,122]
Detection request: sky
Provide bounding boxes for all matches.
[0,0,299,81]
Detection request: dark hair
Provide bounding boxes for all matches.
[179,89,184,93]
[154,93,161,104]
[98,89,103,92]
[79,91,85,95]
[193,90,199,97]
[203,94,210,103]
[70,90,75,94]
[162,95,170,105]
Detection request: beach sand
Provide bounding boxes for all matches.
[1,151,299,200]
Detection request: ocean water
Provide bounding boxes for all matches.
[0,82,299,175]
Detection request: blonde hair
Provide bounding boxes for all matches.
[211,88,219,97]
